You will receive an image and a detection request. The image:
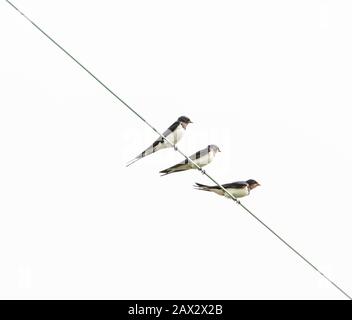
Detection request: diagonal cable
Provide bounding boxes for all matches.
[5,0,351,300]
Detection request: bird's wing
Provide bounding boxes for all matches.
[198,181,248,190]
[189,147,209,161]
[126,122,180,166]
[174,147,209,166]
[150,121,181,147]
[159,147,210,175]
[164,121,180,137]
[221,181,249,189]
[142,121,181,153]
[126,121,182,167]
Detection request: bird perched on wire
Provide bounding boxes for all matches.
[159,145,221,176]
[126,116,193,167]
[194,179,260,199]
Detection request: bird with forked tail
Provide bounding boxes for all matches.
[194,179,260,199]
[159,145,221,176]
[126,116,192,167]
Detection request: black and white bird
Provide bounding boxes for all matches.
[194,179,260,199]
[160,145,221,176]
[126,116,193,167]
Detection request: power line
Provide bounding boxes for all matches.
[5,0,351,300]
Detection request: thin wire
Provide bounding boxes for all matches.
[5,0,351,300]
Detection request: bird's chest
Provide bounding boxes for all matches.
[227,187,249,198]
[168,125,185,144]
[208,151,215,162]
[199,151,214,166]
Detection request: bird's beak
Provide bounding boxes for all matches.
[218,149,221,152]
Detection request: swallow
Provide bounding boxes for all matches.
[126,116,193,167]
[159,145,221,176]
[194,179,260,199]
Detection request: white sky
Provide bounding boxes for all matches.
[1,0,352,299]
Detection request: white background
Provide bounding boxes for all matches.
[1,0,351,299]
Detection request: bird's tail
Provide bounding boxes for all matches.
[193,182,213,191]
[126,155,143,167]
[126,141,165,167]
[126,147,153,167]
[160,163,188,176]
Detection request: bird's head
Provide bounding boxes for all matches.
[209,144,221,153]
[178,116,193,128]
[247,179,261,190]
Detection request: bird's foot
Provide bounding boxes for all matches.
[200,169,206,175]
[237,200,241,205]
[174,145,178,151]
